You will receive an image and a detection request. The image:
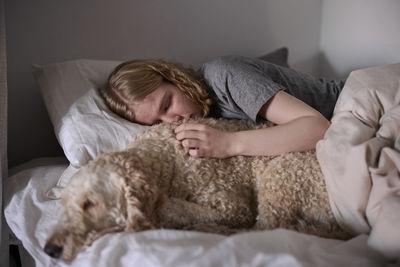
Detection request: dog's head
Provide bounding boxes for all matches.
[44,152,160,262]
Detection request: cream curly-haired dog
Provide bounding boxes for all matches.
[44,118,350,261]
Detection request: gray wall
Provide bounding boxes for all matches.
[320,0,400,79]
[6,0,322,167]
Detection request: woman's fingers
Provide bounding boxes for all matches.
[174,123,208,134]
[175,123,209,141]
[181,138,202,149]
[188,148,202,157]
[174,123,208,156]
[175,130,206,141]
[174,122,235,158]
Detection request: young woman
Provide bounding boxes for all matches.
[101,56,344,158]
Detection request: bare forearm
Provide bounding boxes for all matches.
[230,116,330,156]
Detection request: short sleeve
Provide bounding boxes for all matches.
[201,56,285,121]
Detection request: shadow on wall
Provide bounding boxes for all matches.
[318,50,400,81]
[290,53,321,79]
[318,52,342,80]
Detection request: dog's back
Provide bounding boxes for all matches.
[127,118,348,238]
[127,118,262,228]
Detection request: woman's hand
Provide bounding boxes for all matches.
[174,123,237,158]
[175,91,330,158]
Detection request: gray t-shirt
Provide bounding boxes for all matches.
[198,56,344,121]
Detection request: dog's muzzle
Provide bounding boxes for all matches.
[44,242,63,259]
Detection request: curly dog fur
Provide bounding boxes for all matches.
[45,118,350,261]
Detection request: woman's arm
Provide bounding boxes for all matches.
[175,91,330,158]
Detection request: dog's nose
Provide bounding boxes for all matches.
[44,243,63,259]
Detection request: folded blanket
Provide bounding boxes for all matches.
[316,63,400,260]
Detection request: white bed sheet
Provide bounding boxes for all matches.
[4,158,391,267]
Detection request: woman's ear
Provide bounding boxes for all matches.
[120,169,159,232]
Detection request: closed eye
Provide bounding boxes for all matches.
[162,95,171,113]
[82,199,95,211]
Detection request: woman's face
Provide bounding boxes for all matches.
[129,81,203,125]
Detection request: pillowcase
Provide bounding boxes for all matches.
[46,89,148,198]
[32,59,149,198]
[33,48,290,197]
[32,59,121,128]
[32,58,150,167]
[58,88,148,168]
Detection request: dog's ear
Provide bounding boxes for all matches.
[121,169,159,232]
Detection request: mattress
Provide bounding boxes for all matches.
[4,158,387,267]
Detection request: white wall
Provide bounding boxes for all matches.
[6,0,322,167]
[320,0,400,79]
[7,0,400,167]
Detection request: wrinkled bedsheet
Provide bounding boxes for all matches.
[316,63,400,260]
[5,63,400,266]
[4,158,388,267]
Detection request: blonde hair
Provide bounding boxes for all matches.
[101,59,212,122]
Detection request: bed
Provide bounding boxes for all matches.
[3,53,400,266]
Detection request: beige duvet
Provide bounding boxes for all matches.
[317,63,400,259]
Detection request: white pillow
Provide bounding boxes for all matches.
[58,88,148,168]
[32,59,148,196]
[32,59,121,128]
